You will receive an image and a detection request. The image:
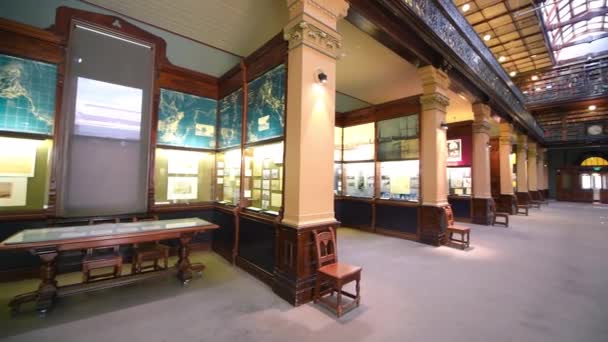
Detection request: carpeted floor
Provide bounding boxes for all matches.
[0,201,607,342]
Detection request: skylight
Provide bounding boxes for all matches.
[540,0,608,62]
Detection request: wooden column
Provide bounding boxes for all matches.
[537,147,546,198]
[515,134,529,205]
[471,103,492,224]
[274,0,349,306]
[528,141,539,200]
[417,65,450,246]
[498,122,517,213]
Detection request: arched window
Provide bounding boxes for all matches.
[580,157,608,167]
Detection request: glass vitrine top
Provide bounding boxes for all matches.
[2,218,214,245]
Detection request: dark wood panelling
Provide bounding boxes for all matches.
[448,196,472,220]
[0,19,64,64]
[498,194,517,214]
[158,63,219,99]
[490,138,500,198]
[218,63,243,98]
[244,33,287,83]
[336,95,421,127]
[237,214,276,275]
[601,189,608,204]
[212,206,238,263]
[334,199,373,228]
[374,203,418,235]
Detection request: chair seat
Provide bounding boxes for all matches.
[319,262,361,279]
[134,245,169,259]
[83,252,121,264]
[447,225,470,233]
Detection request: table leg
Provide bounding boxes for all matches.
[35,249,59,315]
[177,233,195,285]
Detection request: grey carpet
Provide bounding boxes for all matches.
[0,201,607,342]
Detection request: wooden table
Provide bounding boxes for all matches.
[0,218,218,315]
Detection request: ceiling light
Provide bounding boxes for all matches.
[462,4,470,12]
[531,54,537,58]
[509,71,517,77]
[546,85,553,89]
[440,122,449,130]
[535,87,542,91]
[483,34,491,41]
[498,56,506,62]
[589,105,597,111]
[531,75,539,81]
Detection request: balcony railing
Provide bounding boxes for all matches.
[518,57,608,106]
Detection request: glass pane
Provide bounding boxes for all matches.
[343,123,374,161]
[581,174,591,189]
[334,127,343,162]
[154,148,214,204]
[334,163,342,195]
[244,141,284,213]
[379,160,419,201]
[216,148,241,205]
[592,173,601,190]
[344,162,374,198]
[0,137,52,212]
[448,167,472,196]
[377,115,419,161]
[218,88,243,148]
[246,65,286,143]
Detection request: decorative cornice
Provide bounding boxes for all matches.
[473,121,491,134]
[283,20,342,58]
[287,0,349,22]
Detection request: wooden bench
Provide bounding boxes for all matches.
[444,206,471,250]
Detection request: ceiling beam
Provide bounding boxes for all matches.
[554,31,608,50]
[545,8,608,30]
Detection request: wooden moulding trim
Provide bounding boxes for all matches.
[235,256,274,287]
[0,211,48,222]
[0,18,63,44]
[151,203,215,213]
[244,32,288,83]
[155,144,216,153]
[239,210,277,225]
[158,63,219,100]
[337,95,422,127]
[279,220,340,231]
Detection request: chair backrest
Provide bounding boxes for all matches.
[489,198,497,214]
[444,206,455,227]
[132,215,159,222]
[88,218,120,254]
[313,227,337,268]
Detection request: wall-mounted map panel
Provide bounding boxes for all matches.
[0,54,56,135]
[246,64,286,143]
[218,88,243,148]
[157,89,217,149]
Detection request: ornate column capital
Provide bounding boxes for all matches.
[517,134,528,153]
[527,141,537,158]
[420,93,450,112]
[499,122,514,146]
[287,0,349,29]
[284,20,343,58]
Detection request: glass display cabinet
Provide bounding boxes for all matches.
[334,163,342,195]
[447,167,472,196]
[243,141,284,214]
[215,148,241,205]
[343,123,374,161]
[344,162,374,198]
[377,115,419,160]
[379,160,419,201]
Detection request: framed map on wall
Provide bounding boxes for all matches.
[0,54,57,135]
[246,64,286,143]
[157,88,217,149]
[218,88,243,148]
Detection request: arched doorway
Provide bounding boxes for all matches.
[579,157,608,202]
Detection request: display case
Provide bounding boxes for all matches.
[379,160,419,201]
[154,148,214,205]
[447,167,472,196]
[344,162,374,198]
[215,148,241,205]
[334,163,342,195]
[510,152,517,189]
[243,141,284,214]
[343,123,374,161]
[377,115,419,160]
[0,137,52,212]
[334,126,343,162]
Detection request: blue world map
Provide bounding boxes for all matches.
[0,54,57,135]
[157,89,217,149]
[246,64,286,143]
[218,88,243,148]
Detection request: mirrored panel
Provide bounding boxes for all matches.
[343,123,374,161]
[379,160,419,201]
[344,162,374,198]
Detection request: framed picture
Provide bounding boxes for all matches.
[217,169,224,176]
[271,180,281,191]
[463,177,472,188]
[262,190,270,201]
[262,169,270,180]
[167,176,198,200]
[262,180,270,189]
[271,193,282,207]
[447,139,462,162]
[0,177,28,207]
[271,168,279,179]
[253,179,262,189]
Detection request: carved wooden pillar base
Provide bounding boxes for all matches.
[472,198,492,225]
[272,221,339,306]
[498,194,517,214]
[419,205,448,246]
[529,190,540,201]
[515,192,530,206]
[35,248,58,314]
[177,233,195,284]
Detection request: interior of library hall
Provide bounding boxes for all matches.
[0,1,607,341]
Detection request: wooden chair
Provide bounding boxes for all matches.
[82,218,123,283]
[131,215,170,274]
[527,192,542,209]
[537,191,549,206]
[313,227,361,317]
[445,206,471,250]
[490,198,509,227]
